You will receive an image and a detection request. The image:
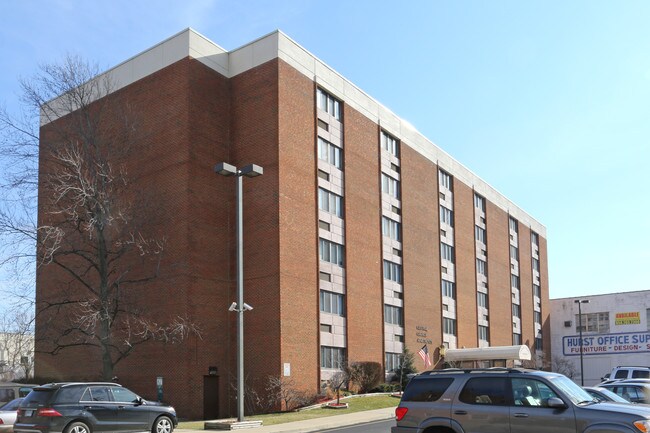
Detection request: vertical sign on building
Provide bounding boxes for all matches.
[156,377,163,402]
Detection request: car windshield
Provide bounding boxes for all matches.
[0,398,22,411]
[596,388,630,403]
[550,375,595,404]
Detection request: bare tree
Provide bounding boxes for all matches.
[264,376,314,412]
[551,355,577,379]
[0,55,200,381]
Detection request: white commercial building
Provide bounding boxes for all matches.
[550,290,650,385]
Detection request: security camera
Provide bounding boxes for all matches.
[228,302,238,312]
[243,303,254,311]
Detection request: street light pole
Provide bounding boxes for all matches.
[574,299,590,386]
[215,162,263,423]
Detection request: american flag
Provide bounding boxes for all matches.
[418,344,432,368]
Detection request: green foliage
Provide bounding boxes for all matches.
[396,347,418,392]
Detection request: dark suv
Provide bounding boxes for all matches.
[14,382,177,433]
[393,368,650,433]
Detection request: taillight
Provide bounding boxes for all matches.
[395,406,408,421]
[37,408,62,417]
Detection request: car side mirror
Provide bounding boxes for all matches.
[547,397,567,409]
[135,397,144,406]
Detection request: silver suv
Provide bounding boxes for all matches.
[392,368,650,433]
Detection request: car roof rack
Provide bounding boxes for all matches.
[418,367,535,375]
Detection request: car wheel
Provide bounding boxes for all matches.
[65,421,90,433]
[153,416,173,433]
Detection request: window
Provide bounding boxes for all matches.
[381,173,400,199]
[477,292,488,308]
[439,169,452,190]
[401,378,454,402]
[383,260,402,283]
[111,387,139,403]
[512,332,522,345]
[319,220,330,231]
[320,346,345,369]
[441,242,454,262]
[317,169,329,181]
[576,312,610,333]
[317,119,329,131]
[381,131,400,157]
[320,290,345,316]
[385,352,401,372]
[442,279,456,299]
[317,88,341,120]
[535,337,543,351]
[459,377,508,405]
[320,324,332,333]
[532,258,540,271]
[440,206,454,227]
[382,216,401,241]
[510,245,519,261]
[475,226,486,243]
[84,386,110,402]
[384,305,404,326]
[512,378,558,406]
[509,216,518,233]
[511,274,520,289]
[476,258,487,276]
[319,238,344,266]
[443,317,456,335]
[478,325,489,342]
[533,284,541,298]
[320,271,331,281]
[531,231,539,246]
[534,311,542,324]
[318,137,342,169]
[318,188,343,217]
[474,193,486,211]
[512,303,521,318]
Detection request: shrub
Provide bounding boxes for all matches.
[348,361,382,394]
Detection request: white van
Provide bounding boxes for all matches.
[602,366,650,383]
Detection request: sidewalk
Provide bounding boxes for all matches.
[175,406,396,433]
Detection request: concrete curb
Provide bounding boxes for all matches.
[175,406,396,432]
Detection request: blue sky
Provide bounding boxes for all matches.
[1,0,649,300]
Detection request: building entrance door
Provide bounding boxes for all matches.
[203,376,220,420]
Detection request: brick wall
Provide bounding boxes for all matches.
[400,145,442,368]
[277,61,320,393]
[343,110,384,365]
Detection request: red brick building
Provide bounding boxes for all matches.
[35,29,550,419]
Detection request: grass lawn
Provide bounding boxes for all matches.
[177,394,399,429]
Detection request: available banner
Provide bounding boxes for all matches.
[563,331,650,356]
[615,312,641,326]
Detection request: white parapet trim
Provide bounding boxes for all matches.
[42,28,546,236]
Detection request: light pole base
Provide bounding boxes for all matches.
[205,420,263,430]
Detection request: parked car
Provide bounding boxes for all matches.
[0,384,37,407]
[0,398,23,433]
[392,368,650,433]
[600,381,650,404]
[584,386,632,403]
[14,382,177,433]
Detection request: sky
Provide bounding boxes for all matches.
[1,0,649,301]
